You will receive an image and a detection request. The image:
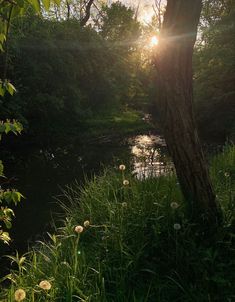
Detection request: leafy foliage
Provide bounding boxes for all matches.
[0,0,60,245]
[194,1,235,140]
[0,120,23,244]
[0,3,145,145]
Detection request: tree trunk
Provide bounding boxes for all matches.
[80,0,95,27]
[154,0,220,223]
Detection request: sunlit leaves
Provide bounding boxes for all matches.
[0,190,23,205]
[0,0,48,246]
[0,230,11,244]
[0,190,23,244]
[0,189,24,244]
[0,118,23,244]
[0,80,17,96]
[0,83,4,97]
[42,0,51,11]
[0,120,23,137]
[5,81,16,95]
[53,0,61,6]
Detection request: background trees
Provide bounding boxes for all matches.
[2,0,233,148]
[0,2,143,146]
[194,0,235,141]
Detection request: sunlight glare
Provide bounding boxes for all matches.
[150,36,159,47]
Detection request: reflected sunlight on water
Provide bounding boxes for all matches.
[128,134,173,179]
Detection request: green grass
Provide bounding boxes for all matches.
[0,145,234,301]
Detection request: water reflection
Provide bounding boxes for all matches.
[129,134,173,179]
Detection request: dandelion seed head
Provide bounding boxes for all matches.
[173,223,181,231]
[119,164,126,171]
[123,180,129,186]
[170,202,180,209]
[74,225,84,233]
[122,202,127,208]
[14,289,26,301]
[39,280,52,290]
[83,220,90,227]
[224,172,230,177]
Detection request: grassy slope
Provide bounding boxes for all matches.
[0,146,234,302]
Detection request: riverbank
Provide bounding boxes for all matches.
[0,129,166,277]
[81,110,155,143]
[1,145,234,301]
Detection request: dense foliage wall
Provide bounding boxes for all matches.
[0,3,143,146]
[194,0,235,141]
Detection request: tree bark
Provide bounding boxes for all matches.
[154,0,220,223]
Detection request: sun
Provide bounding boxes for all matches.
[150,36,159,47]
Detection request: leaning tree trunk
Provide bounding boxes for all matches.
[154,0,220,223]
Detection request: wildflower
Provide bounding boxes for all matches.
[74,225,84,233]
[83,220,90,227]
[39,280,52,290]
[14,289,26,301]
[224,172,230,178]
[123,180,129,186]
[170,202,180,209]
[173,223,181,231]
[119,164,126,171]
[122,202,127,208]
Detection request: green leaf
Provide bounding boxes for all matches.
[12,191,23,204]
[14,121,23,133]
[4,220,12,229]
[0,231,11,244]
[4,123,11,134]
[28,0,41,12]
[53,0,61,6]
[0,33,5,44]
[16,0,26,8]
[4,208,14,217]
[42,0,50,11]
[0,83,5,97]
[3,191,13,204]
[5,82,16,96]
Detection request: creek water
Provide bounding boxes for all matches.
[0,132,171,272]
